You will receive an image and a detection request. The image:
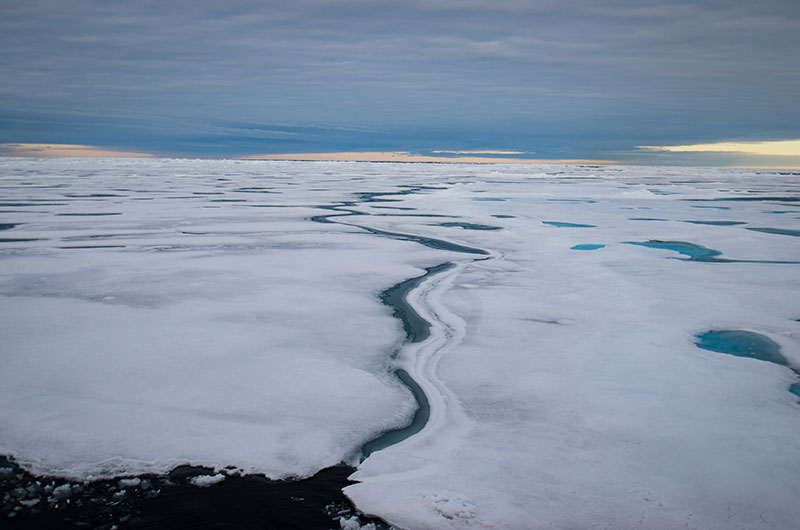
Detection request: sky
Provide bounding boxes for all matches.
[1,0,799,166]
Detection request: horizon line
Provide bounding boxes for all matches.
[240,151,618,165]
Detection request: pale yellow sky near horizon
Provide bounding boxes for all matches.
[2,141,800,168]
[637,140,800,157]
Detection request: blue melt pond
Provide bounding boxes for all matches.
[696,330,800,402]
[695,330,787,365]
[571,244,605,250]
[543,221,596,228]
[683,220,747,226]
[626,240,727,262]
[626,240,799,264]
[746,227,800,237]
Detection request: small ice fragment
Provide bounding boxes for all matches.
[19,498,40,507]
[51,484,72,501]
[120,478,141,488]
[188,474,225,487]
[339,516,375,530]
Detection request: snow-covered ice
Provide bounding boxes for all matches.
[1,159,799,529]
[188,474,226,488]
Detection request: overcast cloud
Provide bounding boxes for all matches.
[1,0,798,161]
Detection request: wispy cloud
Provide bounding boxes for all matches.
[0,143,155,158]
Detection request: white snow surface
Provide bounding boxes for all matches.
[2,159,800,529]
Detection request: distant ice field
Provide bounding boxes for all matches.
[1,159,799,529]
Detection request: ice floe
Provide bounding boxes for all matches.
[1,159,799,529]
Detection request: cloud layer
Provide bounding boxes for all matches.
[1,1,798,163]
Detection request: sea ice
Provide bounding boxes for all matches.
[1,159,799,529]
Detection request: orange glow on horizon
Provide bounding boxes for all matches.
[0,143,155,158]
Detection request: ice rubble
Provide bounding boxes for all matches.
[2,159,800,529]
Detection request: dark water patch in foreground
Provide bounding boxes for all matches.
[683,220,746,226]
[543,221,596,228]
[0,456,386,530]
[625,240,800,264]
[572,244,605,250]
[746,227,800,237]
[492,214,514,218]
[0,223,18,230]
[437,222,502,230]
[695,330,800,403]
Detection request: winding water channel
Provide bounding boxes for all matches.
[2,185,491,529]
[306,188,489,461]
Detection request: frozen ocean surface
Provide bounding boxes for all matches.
[1,159,799,529]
